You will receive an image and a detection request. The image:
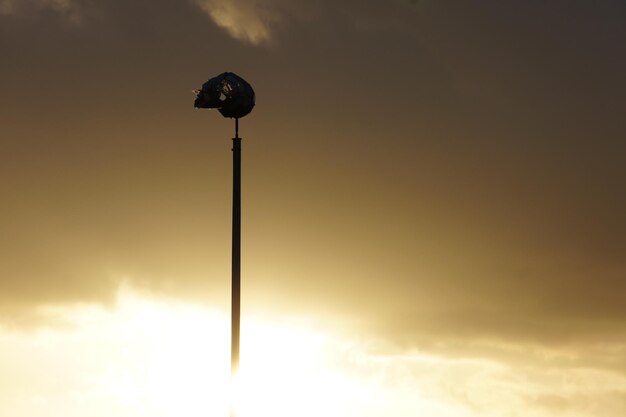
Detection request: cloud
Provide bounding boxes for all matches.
[0,0,14,14]
[2,286,626,417]
[192,0,280,45]
[189,0,425,45]
[0,0,84,22]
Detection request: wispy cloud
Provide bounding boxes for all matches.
[192,0,281,45]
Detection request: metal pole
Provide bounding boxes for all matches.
[231,118,241,417]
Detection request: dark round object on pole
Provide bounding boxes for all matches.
[194,72,255,119]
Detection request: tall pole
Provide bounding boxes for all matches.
[231,118,241,417]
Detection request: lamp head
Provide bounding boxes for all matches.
[194,72,255,119]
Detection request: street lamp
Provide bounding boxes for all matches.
[194,72,255,416]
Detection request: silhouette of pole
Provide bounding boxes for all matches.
[193,72,253,417]
[231,117,241,410]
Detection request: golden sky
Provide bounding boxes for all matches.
[1,1,626,416]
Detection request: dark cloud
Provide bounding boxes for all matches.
[1,1,625,377]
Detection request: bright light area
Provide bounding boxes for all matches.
[0,285,624,417]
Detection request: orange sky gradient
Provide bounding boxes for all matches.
[1,1,626,416]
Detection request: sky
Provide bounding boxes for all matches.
[1,1,626,416]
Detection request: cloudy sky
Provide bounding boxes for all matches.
[1,1,626,416]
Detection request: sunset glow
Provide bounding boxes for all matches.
[2,1,626,416]
[0,286,624,417]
